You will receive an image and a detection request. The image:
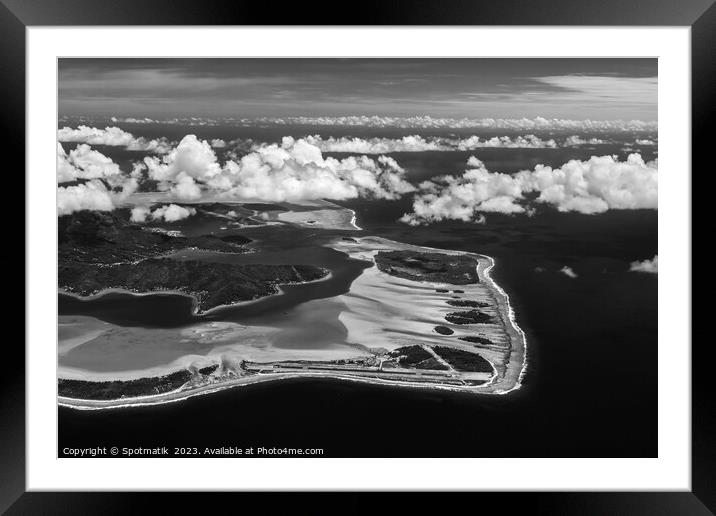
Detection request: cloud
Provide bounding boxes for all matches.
[401,153,657,224]
[57,142,143,214]
[57,143,80,183]
[58,125,135,146]
[150,204,197,222]
[57,143,123,184]
[242,116,658,133]
[144,134,222,182]
[118,176,140,198]
[67,115,658,133]
[130,161,147,178]
[66,144,121,180]
[563,135,607,146]
[145,135,415,203]
[57,179,115,215]
[296,134,559,153]
[130,204,196,223]
[169,172,203,201]
[456,135,557,149]
[629,255,658,273]
[58,125,172,153]
[560,266,578,278]
[221,137,415,201]
[130,206,151,223]
[57,134,417,214]
[400,157,525,225]
[210,139,227,148]
[518,153,658,214]
[302,134,444,153]
[111,116,157,124]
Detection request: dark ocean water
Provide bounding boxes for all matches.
[58,133,658,458]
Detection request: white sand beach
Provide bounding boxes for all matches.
[326,236,526,393]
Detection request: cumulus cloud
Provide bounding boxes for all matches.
[456,135,557,150]
[243,116,658,133]
[57,133,419,214]
[296,134,559,153]
[57,142,143,214]
[629,255,658,273]
[560,266,578,278]
[302,134,445,153]
[169,172,203,201]
[221,137,414,201]
[106,116,219,127]
[66,144,121,179]
[57,179,115,215]
[57,143,80,183]
[144,134,414,203]
[400,157,525,225]
[517,153,658,214]
[231,133,631,154]
[118,176,140,199]
[110,116,157,124]
[129,204,196,223]
[58,125,135,146]
[73,115,658,133]
[144,135,222,182]
[130,206,151,223]
[563,135,607,146]
[210,139,227,148]
[130,161,147,179]
[401,153,657,224]
[150,204,197,222]
[57,143,122,183]
[58,125,172,153]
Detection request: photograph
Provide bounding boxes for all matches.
[55,57,659,459]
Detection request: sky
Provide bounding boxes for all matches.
[58,58,657,121]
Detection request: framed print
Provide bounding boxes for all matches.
[4,0,710,512]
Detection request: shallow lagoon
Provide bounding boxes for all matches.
[59,223,374,373]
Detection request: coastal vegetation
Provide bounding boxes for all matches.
[58,370,193,400]
[388,345,449,370]
[59,210,251,264]
[59,258,328,313]
[458,336,495,346]
[432,346,494,373]
[446,299,489,308]
[434,325,454,335]
[374,250,479,284]
[445,309,493,325]
[58,209,328,313]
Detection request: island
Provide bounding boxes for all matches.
[59,209,252,264]
[59,210,329,313]
[58,202,527,409]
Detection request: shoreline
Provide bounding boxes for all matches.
[59,368,500,411]
[58,236,527,409]
[58,270,334,317]
[480,255,528,394]
[327,236,527,394]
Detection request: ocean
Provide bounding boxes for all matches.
[58,125,658,457]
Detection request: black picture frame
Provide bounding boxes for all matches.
[3,0,707,512]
